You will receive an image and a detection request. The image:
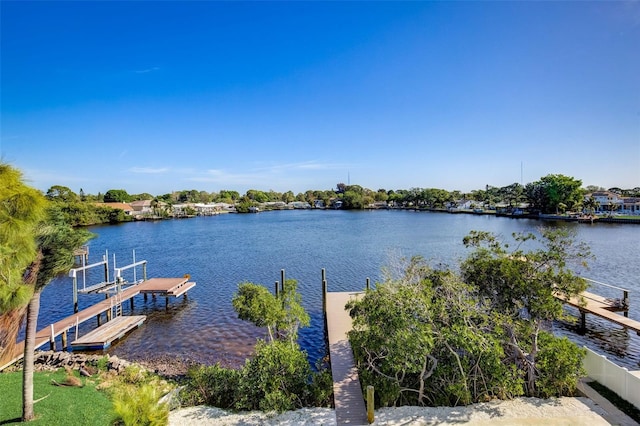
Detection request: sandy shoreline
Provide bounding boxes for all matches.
[169,396,611,425]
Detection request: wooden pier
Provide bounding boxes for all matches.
[325,290,368,425]
[0,277,195,371]
[557,279,640,336]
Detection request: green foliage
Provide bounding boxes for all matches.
[534,332,586,397]
[232,279,309,344]
[111,383,168,426]
[278,279,310,344]
[104,189,132,203]
[238,339,313,412]
[183,364,241,408]
[45,185,79,203]
[182,341,331,413]
[461,229,589,322]
[349,259,523,407]
[108,365,172,426]
[47,201,131,227]
[96,355,110,371]
[234,196,254,213]
[185,276,329,413]
[525,174,583,214]
[217,190,240,203]
[308,369,334,408]
[233,282,283,341]
[34,205,94,291]
[350,235,588,407]
[461,229,588,396]
[0,163,46,312]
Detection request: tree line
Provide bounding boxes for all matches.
[43,174,640,226]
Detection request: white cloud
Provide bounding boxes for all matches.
[134,67,160,74]
[129,167,169,174]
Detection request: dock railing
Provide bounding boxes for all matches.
[583,278,630,315]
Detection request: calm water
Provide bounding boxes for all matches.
[35,210,640,368]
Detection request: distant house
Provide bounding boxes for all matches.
[129,200,166,218]
[314,200,325,209]
[288,201,311,209]
[95,202,134,216]
[622,197,640,214]
[129,200,154,215]
[586,191,640,215]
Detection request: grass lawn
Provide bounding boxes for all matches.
[0,369,114,425]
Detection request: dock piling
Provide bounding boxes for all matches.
[72,276,78,313]
[322,268,327,315]
[49,324,55,351]
[367,385,375,424]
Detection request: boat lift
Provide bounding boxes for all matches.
[69,249,148,313]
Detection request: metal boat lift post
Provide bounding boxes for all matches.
[69,252,109,313]
[114,251,147,305]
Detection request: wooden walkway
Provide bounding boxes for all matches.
[326,291,368,425]
[0,277,195,371]
[558,290,640,336]
[71,315,146,350]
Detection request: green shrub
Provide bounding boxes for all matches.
[183,364,240,408]
[535,332,586,397]
[111,383,168,426]
[96,355,110,372]
[182,342,330,412]
[308,369,334,408]
[238,339,312,412]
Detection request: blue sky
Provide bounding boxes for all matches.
[2,1,639,196]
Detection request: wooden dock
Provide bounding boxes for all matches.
[326,291,368,425]
[0,277,195,371]
[139,277,196,301]
[71,315,146,350]
[558,289,640,336]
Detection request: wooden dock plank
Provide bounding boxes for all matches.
[138,277,188,294]
[71,315,146,350]
[326,291,368,425]
[562,290,628,312]
[168,281,196,297]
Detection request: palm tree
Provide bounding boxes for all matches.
[0,164,46,362]
[583,197,599,216]
[0,163,91,421]
[0,163,46,421]
[21,206,92,420]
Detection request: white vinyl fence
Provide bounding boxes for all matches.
[583,346,640,410]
